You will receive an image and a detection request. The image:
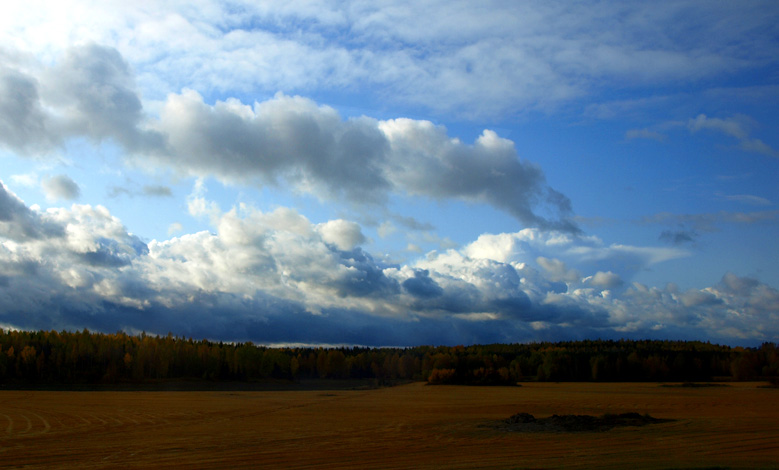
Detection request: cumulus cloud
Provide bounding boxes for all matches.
[150,90,391,203]
[0,183,776,345]
[1,44,580,232]
[378,120,578,232]
[316,219,366,251]
[44,44,144,144]
[463,228,688,283]
[584,271,623,289]
[537,256,581,283]
[42,174,80,201]
[0,43,164,157]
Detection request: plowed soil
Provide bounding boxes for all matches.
[1,382,776,469]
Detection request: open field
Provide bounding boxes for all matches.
[1,382,777,469]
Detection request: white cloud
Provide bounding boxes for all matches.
[688,113,750,139]
[463,228,688,284]
[10,172,39,187]
[316,219,366,251]
[167,222,183,235]
[740,138,779,158]
[717,193,771,206]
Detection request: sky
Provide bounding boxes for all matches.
[1,1,778,347]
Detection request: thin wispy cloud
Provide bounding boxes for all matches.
[688,114,779,158]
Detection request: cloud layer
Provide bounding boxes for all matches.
[1,182,776,345]
[5,1,775,117]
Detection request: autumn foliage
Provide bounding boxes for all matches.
[0,329,777,386]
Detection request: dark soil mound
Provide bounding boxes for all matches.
[660,382,729,388]
[497,412,672,432]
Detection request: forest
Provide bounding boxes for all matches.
[1,329,778,387]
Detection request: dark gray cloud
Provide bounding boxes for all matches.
[402,269,444,299]
[78,236,149,268]
[718,272,760,297]
[332,248,400,298]
[379,122,578,232]
[152,91,392,204]
[0,71,55,154]
[0,183,64,240]
[44,44,145,148]
[1,44,163,156]
[155,92,580,231]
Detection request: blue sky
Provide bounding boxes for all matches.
[1,1,777,346]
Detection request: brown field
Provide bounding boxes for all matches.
[1,382,777,469]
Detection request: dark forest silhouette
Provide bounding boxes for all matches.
[1,329,777,387]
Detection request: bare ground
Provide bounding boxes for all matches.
[0,382,776,469]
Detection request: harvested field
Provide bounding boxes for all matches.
[0,382,776,469]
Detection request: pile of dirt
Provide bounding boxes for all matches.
[496,412,672,433]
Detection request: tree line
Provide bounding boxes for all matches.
[1,329,777,386]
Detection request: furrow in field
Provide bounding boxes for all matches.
[1,413,11,435]
[701,434,779,455]
[18,412,32,434]
[27,412,51,435]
